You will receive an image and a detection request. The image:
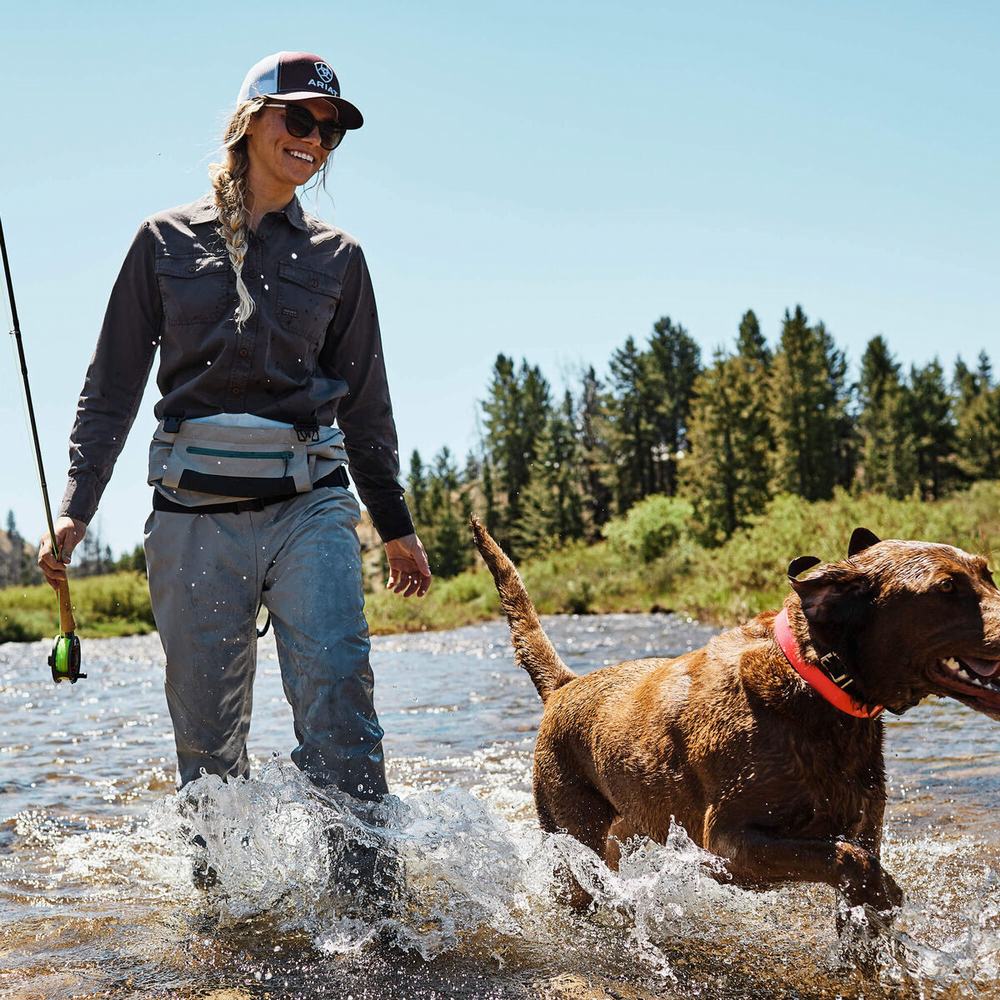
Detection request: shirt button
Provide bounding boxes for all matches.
[231,386,240,395]
[239,348,249,358]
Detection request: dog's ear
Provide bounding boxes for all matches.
[788,555,822,579]
[848,527,881,557]
[789,562,875,627]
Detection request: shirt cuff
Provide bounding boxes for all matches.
[59,478,95,526]
[366,496,415,544]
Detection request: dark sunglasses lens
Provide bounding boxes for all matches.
[283,106,313,139]
[319,124,345,150]
[283,106,345,151]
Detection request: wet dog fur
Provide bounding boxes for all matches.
[471,519,1000,915]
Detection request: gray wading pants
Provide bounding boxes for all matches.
[144,486,388,800]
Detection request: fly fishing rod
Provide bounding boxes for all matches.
[0,216,85,683]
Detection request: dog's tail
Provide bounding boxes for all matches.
[470,516,577,702]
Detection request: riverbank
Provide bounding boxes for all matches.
[2,482,997,643]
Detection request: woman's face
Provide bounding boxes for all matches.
[245,98,335,190]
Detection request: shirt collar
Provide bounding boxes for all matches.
[189,194,309,232]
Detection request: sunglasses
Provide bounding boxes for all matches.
[268,102,345,151]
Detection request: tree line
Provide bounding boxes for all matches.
[410,306,999,574]
[0,511,145,588]
[4,306,995,589]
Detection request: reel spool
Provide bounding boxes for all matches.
[48,632,85,684]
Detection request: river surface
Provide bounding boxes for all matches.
[1,613,998,999]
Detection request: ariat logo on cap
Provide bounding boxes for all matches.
[309,61,339,96]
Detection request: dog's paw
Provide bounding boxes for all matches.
[836,843,903,913]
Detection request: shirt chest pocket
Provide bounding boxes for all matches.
[154,254,232,326]
[277,262,341,345]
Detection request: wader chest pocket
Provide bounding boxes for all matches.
[155,254,231,326]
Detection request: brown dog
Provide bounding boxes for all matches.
[471,519,1000,913]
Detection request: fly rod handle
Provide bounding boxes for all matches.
[57,578,76,635]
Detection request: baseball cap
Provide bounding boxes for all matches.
[237,52,364,130]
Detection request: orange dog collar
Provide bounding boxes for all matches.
[774,608,884,720]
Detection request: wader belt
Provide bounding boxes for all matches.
[152,466,350,515]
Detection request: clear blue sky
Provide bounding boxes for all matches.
[1,1,997,554]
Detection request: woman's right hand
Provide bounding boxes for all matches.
[38,517,88,590]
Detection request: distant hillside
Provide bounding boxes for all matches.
[0,528,39,589]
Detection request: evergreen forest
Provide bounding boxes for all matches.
[412,305,999,575]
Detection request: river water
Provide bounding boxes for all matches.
[1,613,998,999]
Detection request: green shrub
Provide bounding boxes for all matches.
[602,495,694,563]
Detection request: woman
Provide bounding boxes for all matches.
[39,52,430,876]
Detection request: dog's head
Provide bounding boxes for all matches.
[788,529,1000,719]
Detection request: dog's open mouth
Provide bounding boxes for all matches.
[930,655,1000,715]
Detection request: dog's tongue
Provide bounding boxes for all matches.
[963,656,1000,678]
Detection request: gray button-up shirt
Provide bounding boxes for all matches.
[59,194,414,542]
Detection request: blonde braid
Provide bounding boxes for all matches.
[209,97,266,332]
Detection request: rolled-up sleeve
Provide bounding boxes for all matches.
[320,245,414,542]
[59,223,161,524]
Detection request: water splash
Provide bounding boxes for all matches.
[9,756,987,997]
[1,760,998,997]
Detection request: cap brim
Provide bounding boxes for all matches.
[272,92,364,129]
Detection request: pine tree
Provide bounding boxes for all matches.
[736,309,770,367]
[3,510,20,587]
[481,458,498,535]
[681,351,772,544]
[908,359,957,499]
[952,352,997,483]
[956,385,1000,481]
[77,521,104,577]
[976,350,994,389]
[769,307,850,501]
[605,336,654,513]
[953,355,986,409]
[422,447,471,578]
[577,366,614,537]
[480,354,551,553]
[645,316,701,496]
[856,336,917,498]
[815,322,856,490]
[462,450,480,486]
[407,450,428,524]
[512,392,585,556]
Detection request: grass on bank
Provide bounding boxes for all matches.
[2,481,998,644]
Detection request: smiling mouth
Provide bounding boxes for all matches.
[929,655,1000,714]
[286,149,315,164]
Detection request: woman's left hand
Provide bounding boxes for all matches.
[384,533,432,597]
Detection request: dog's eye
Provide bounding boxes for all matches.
[939,578,955,593]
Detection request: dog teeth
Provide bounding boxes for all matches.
[940,657,1000,691]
